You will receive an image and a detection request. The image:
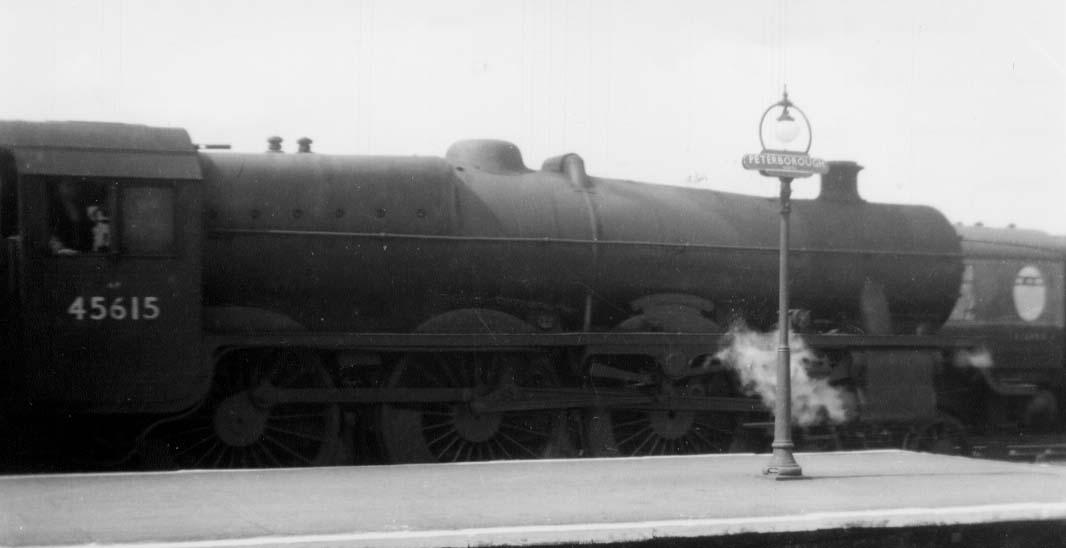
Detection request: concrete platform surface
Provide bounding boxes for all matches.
[2,450,1066,548]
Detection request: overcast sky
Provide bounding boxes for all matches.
[2,0,1063,233]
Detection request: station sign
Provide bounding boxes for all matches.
[742,151,828,179]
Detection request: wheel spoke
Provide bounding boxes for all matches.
[496,430,538,458]
[631,429,659,455]
[266,424,330,443]
[615,425,653,447]
[453,441,472,463]
[233,448,249,469]
[262,434,314,465]
[499,421,551,438]
[172,433,217,459]
[212,445,230,468]
[467,443,478,461]
[432,432,464,459]
[421,419,455,432]
[257,441,284,467]
[611,417,654,429]
[191,441,222,468]
[492,438,514,460]
[425,427,459,446]
[248,446,264,468]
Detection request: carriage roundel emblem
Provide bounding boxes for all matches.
[1013,265,1047,322]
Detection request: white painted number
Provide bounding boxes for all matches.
[143,297,160,320]
[66,297,86,320]
[66,296,160,321]
[110,297,127,320]
[89,296,106,320]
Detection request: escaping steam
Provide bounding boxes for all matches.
[714,324,854,426]
[953,347,994,370]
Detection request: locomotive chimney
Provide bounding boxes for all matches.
[267,136,283,153]
[297,137,313,153]
[818,161,864,203]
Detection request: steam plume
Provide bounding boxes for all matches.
[953,347,993,370]
[715,325,853,426]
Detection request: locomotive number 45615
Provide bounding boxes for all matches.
[66,296,161,321]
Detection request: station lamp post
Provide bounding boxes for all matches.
[742,88,827,479]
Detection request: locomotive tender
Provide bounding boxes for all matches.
[0,120,998,467]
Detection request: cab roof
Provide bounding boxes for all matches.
[0,120,201,180]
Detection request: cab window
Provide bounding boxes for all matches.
[122,185,175,255]
[48,178,112,255]
[47,178,176,256]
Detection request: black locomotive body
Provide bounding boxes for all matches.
[0,120,1003,468]
[199,140,961,337]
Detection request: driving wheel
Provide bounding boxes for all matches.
[586,362,737,457]
[378,353,566,463]
[156,349,341,468]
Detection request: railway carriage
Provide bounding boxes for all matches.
[940,225,1066,437]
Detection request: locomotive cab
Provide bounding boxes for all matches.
[0,121,207,415]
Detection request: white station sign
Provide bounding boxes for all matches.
[742,151,828,179]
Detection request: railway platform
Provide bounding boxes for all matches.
[2,450,1065,548]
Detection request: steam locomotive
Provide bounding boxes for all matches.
[0,120,1057,469]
